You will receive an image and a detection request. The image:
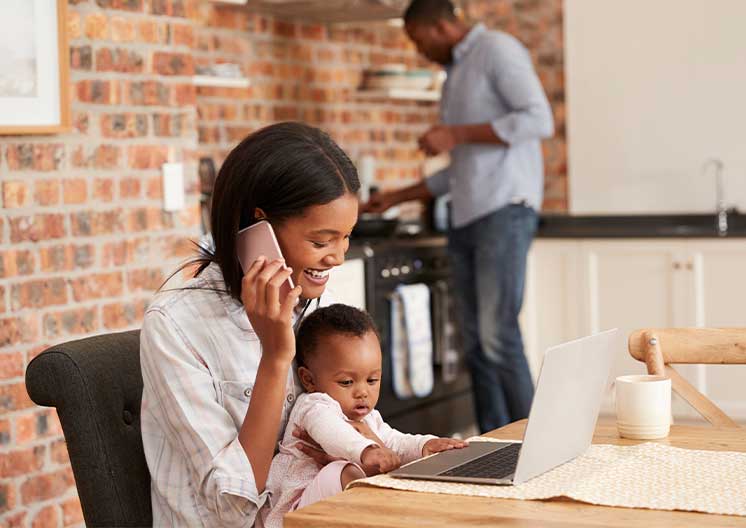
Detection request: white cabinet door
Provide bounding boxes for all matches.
[688,240,746,421]
[521,240,583,381]
[578,240,693,415]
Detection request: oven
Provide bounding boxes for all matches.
[360,237,476,438]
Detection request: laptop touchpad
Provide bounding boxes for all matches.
[392,441,518,477]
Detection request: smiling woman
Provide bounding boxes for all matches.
[138,122,361,527]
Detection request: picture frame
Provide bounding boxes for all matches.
[0,0,70,135]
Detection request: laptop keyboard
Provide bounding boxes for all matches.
[439,442,521,479]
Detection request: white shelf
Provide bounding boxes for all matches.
[355,88,440,102]
[192,75,251,89]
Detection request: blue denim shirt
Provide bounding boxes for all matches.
[425,24,554,228]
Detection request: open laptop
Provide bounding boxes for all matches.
[390,329,619,485]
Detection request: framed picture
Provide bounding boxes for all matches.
[0,0,70,135]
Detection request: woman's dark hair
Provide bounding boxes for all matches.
[181,122,360,301]
[404,0,458,26]
[296,304,379,368]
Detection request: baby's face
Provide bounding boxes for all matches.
[302,330,382,421]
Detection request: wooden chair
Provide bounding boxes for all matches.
[628,328,746,428]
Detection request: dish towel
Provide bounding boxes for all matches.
[432,280,459,383]
[390,283,434,399]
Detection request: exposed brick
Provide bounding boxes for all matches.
[67,11,81,40]
[124,80,170,106]
[119,177,142,199]
[69,271,124,302]
[43,306,99,338]
[152,51,194,76]
[96,47,145,73]
[63,178,88,204]
[2,181,30,208]
[73,111,90,134]
[62,497,84,526]
[153,113,187,137]
[0,446,45,478]
[39,244,95,273]
[138,20,170,44]
[76,79,120,105]
[102,298,149,329]
[93,178,115,202]
[70,45,92,70]
[0,352,24,379]
[33,179,61,206]
[110,16,137,42]
[4,511,26,528]
[70,209,124,237]
[9,214,66,243]
[71,144,122,169]
[11,278,68,310]
[172,83,196,106]
[96,0,144,11]
[0,481,16,514]
[15,410,63,445]
[6,144,64,172]
[51,439,70,465]
[31,504,60,528]
[100,113,148,138]
[84,13,108,40]
[127,145,169,169]
[0,418,11,445]
[20,468,76,504]
[0,381,36,412]
[126,206,172,232]
[0,249,35,278]
[127,268,165,292]
[150,0,188,17]
[172,23,195,47]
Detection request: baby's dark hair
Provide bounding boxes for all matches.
[296,304,379,367]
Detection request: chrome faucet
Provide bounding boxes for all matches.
[703,158,727,236]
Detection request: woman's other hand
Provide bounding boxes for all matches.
[422,437,469,457]
[360,445,401,476]
[241,257,302,364]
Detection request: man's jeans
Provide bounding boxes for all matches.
[448,204,538,433]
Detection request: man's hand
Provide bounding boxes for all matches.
[360,191,399,215]
[422,437,469,457]
[360,445,401,476]
[418,125,459,156]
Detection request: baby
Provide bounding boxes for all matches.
[263,304,466,527]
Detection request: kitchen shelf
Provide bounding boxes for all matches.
[355,88,440,102]
[192,75,251,89]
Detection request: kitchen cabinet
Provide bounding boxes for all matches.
[521,238,746,421]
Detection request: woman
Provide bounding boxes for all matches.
[140,122,360,526]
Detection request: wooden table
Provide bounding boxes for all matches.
[285,420,746,527]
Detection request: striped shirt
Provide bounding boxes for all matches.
[426,23,554,228]
[140,263,332,527]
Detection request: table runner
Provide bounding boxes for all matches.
[349,437,746,516]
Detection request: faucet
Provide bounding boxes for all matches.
[703,158,727,236]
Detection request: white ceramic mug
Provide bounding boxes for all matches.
[615,375,671,439]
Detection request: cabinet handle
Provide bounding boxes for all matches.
[686,261,693,271]
[673,262,681,270]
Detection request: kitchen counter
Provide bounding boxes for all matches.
[537,213,746,238]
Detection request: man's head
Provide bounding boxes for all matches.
[296,304,382,421]
[404,0,466,65]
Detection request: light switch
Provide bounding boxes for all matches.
[162,162,185,211]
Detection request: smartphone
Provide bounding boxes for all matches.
[237,220,294,301]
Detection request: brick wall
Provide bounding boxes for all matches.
[0,0,564,525]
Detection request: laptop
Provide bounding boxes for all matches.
[390,329,619,485]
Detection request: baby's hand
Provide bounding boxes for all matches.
[360,445,401,476]
[422,437,469,457]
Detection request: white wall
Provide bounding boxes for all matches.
[565,0,746,214]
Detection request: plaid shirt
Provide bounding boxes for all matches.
[140,263,330,527]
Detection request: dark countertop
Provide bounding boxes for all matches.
[537,213,746,238]
[351,213,746,246]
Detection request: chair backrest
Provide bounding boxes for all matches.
[25,330,152,527]
[628,328,746,429]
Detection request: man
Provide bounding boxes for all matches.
[364,0,554,432]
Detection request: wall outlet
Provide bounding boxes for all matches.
[162,162,185,211]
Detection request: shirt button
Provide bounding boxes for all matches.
[286,394,294,403]
[244,387,252,397]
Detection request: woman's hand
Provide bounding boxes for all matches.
[360,445,401,476]
[422,437,469,457]
[241,257,302,364]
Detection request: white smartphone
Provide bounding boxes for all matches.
[237,220,295,301]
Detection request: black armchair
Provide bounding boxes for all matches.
[25,330,152,527]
